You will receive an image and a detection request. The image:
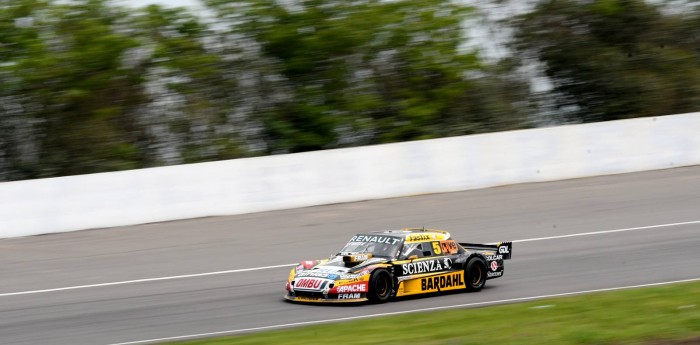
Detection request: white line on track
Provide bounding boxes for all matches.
[510,219,700,243]
[3,219,699,297]
[0,263,296,297]
[107,277,700,345]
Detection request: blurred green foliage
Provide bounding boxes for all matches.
[205,0,531,153]
[1,0,250,180]
[0,0,532,180]
[1,0,148,178]
[2,0,699,181]
[511,0,700,123]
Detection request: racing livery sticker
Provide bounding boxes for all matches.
[333,282,368,293]
[350,253,371,261]
[398,271,466,295]
[431,242,442,255]
[487,271,503,278]
[400,258,452,275]
[294,278,329,291]
[490,261,499,271]
[421,273,464,291]
[406,234,431,242]
[499,245,510,254]
[297,271,333,278]
[440,240,459,254]
[349,235,401,245]
[339,273,363,280]
[301,260,316,269]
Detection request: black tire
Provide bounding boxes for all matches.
[465,258,486,292]
[367,269,393,303]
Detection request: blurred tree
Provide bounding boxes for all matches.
[205,0,531,153]
[510,0,700,123]
[130,5,248,165]
[0,0,534,181]
[0,0,247,180]
[0,0,149,179]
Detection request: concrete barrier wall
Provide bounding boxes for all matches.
[2,113,700,238]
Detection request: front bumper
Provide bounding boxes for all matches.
[285,273,371,303]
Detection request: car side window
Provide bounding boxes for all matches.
[400,243,426,259]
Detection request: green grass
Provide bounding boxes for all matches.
[173,281,700,345]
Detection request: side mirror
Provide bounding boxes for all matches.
[408,255,418,260]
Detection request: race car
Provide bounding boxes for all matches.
[284,228,512,303]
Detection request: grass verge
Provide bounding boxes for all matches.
[173,281,700,345]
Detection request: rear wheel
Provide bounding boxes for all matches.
[367,269,393,303]
[465,258,486,292]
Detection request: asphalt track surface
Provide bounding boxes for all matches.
[2,166,700,345]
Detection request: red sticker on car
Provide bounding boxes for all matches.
[295,278,325,290]
[332,282,368,294]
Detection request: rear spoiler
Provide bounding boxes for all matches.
[459,241,512,260]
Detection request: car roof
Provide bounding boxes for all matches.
[367,228,452,243]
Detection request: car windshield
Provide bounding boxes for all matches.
[339,234,403,258]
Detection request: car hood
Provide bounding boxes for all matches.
[295,256,388,279]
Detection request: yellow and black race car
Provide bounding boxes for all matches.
[285,228,512,303]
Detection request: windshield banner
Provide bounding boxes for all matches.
[349,235,401,245]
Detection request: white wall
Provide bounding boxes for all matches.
[2,113,700,238]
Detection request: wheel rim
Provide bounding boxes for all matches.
[376,275,389,297]
[471,265,483,286]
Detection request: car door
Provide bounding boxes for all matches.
[393,239,464,296]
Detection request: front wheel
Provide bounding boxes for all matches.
[465,258,486,292]
[367,269,393,303]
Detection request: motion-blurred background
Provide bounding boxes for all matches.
[2,0,699,181]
